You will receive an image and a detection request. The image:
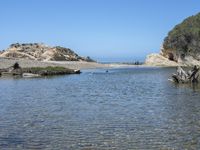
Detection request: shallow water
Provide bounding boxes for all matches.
[0,67,200,150]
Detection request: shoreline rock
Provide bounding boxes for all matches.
[145,53,179,67]
[145,52,200,67]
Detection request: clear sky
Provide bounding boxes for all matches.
[1,0,200,62]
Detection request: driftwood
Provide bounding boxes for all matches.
[170,66,199,83]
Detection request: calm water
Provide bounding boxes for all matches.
[0,67,200,150]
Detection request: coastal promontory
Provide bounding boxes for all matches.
[146,12,200,66]
[0,43,94,62]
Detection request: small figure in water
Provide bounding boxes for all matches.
[106,70,109,73]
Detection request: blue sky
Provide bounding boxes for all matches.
[0,0,200,62]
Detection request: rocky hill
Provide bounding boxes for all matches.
[0,43,95,62]
[146,12,200,66]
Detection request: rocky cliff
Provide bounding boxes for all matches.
[145,53,178,66]
[146,12,200,66]
[0,43,95,62]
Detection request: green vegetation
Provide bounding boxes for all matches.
[22,66,75,76]
[163,12,200,60]
[27,66,69,72]
[0,62,81,77]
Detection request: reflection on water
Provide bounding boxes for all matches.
[0,67,200,149]
[174,82,200,92]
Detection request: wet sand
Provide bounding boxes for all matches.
[0,57,137,70]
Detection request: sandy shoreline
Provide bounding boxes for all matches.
[0,57,140,70]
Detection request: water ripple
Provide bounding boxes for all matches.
[0,67,200,149]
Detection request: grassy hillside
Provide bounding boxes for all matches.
[163,13,200,61]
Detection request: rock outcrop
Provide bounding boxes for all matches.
[145,53,178,66]
[146,12,200,66]
[0,43,95,62]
